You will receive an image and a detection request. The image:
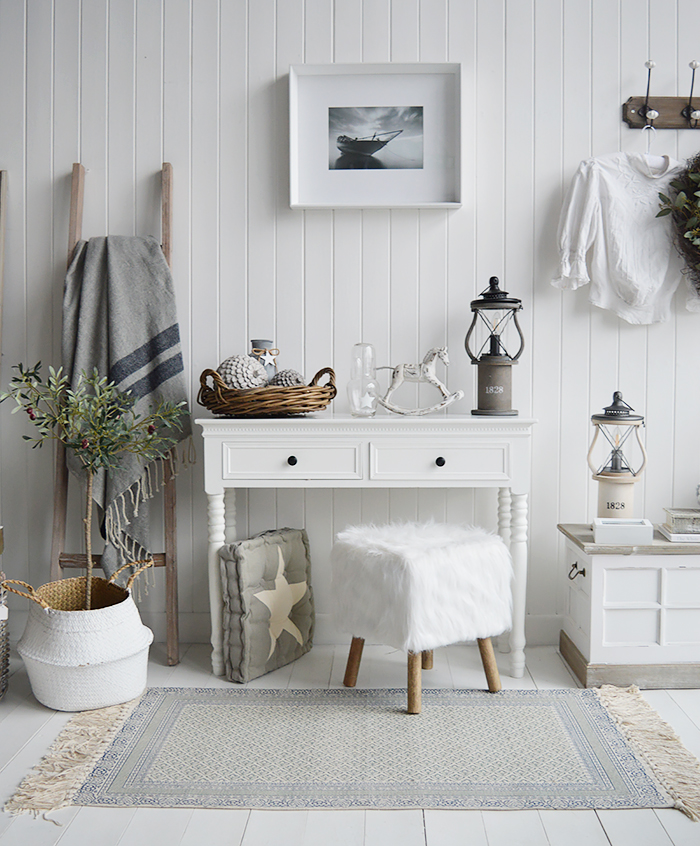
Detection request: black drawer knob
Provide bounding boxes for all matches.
[435,456,446,467]
[287,455,298,466]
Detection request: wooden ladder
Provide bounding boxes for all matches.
[50,162,180,666]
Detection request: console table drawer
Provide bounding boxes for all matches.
[369,440,510,482]
[222,441,363,481]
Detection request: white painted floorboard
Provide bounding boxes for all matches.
[0,645,697,846]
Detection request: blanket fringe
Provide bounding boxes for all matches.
[597,684,700,821]
[4,697,140,817]
[103,442,192,577]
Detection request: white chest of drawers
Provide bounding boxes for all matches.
[558,523,700,688]
[197,414,535,678]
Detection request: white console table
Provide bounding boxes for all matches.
[196,415,536,679]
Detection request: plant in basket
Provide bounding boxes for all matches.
[0,364,186,711]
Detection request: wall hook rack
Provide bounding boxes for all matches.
[681,61,700,127]
[623,60,700,129]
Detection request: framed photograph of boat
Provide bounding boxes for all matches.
[289,64,461,209]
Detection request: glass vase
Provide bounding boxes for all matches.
[347,343,379,417]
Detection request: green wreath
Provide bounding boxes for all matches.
[657,151,700,295]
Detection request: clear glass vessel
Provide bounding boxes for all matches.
[347,343,379,417]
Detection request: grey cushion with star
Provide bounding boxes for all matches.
[219,527,314,683]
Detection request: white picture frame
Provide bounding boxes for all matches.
[289,63,461,209]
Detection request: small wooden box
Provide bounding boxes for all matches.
[664,508,700,534]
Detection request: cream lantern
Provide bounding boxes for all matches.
[587,392,647,518]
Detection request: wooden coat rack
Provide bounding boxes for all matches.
[51,162,180,666]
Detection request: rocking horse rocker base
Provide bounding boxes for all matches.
[376,392,463,416]
[378,347,464,417]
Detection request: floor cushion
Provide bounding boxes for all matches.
[219,527,314,683]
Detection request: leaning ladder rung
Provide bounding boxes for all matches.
[58,552,167,569]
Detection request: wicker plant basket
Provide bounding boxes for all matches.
[2,562,153,711]
[198,367,337,417]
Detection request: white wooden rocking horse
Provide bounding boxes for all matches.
[377,347,464,416]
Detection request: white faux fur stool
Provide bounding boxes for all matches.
[331,522,513,714]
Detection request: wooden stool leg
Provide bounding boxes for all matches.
[407,651,422,714]
[421,650,433,670]
[343,637,365,687]
[477,637,502,693]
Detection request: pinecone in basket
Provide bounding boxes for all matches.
[216,355,268,390]
[268,369,306,387]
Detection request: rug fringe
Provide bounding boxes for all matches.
[596,684,700,821]
[4,697,140,817]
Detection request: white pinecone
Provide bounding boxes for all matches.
[268,369,306,387]
[217,355,268,389]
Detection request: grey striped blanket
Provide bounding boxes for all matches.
[62,236,191,579]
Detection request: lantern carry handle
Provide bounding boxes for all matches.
[634,425,648,476]
[510,313,525,361]
[464,318,479,363]
[586,425,601,475]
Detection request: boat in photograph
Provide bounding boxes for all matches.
[336,129,403,156]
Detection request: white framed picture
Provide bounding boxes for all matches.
[289,63,461,209]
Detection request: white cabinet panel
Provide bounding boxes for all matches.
[604,608,660,646]
[604,568,659,604]
[666,609,700,644]
[665,568,700,605]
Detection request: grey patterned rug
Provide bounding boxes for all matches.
[6,686,700,816]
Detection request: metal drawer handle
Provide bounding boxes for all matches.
[435,456,446,467]
[568,561,586,580]
[287,455,298,466]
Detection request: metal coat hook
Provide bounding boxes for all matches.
[681,61,700,127]
[638,61,660,124]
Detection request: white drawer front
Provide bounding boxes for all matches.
[222,441,362,481]
[369,440,510,482]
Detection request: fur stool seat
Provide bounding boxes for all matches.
[331,522,513,714]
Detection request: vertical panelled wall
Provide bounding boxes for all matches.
[1,0,699,644]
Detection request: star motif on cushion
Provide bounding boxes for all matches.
[253,548,308,660]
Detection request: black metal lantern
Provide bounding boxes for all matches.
[464,277,524,416]
[587,391,647,517]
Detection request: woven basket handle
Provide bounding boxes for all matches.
[108,559,154,590]
[199,369,226,391]
[0,579,50,609]
[309,367,336,389]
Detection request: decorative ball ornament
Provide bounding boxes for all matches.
[216,355,268,390]
[268,369,306,387]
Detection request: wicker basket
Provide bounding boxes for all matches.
[198,366,337,417]
[2,562,153,711]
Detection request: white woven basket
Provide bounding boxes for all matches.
[4,563,154,712]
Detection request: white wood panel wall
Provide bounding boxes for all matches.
[1,0,699,645]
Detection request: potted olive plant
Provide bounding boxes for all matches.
[0,363,186,710]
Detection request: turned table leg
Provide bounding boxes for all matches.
[207,492,226,677]
[509,492,529,679]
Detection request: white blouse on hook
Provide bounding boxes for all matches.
[552,151,700,324]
